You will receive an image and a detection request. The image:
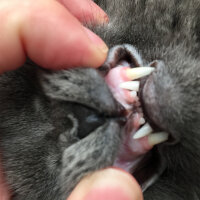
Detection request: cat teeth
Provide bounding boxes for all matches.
[120,81,140,91]
[126,67,155,80]
[148,132,169,146]
[138,117,145,125]
[130,91,137,98]
[133,123,153,139]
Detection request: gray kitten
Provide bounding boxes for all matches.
[0,0,200,199]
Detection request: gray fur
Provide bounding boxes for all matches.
[0,66,122,200]
[0,0,200,199]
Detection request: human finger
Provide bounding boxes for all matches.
[67,168,143,200]
[0,157,10,200]
[0,0,108,73]
[57,0,109,24]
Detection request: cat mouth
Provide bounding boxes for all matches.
[100,45,169,190]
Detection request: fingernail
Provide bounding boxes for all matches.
[84,27,108,54]
[96,14,109,24]
[84,187,131,200]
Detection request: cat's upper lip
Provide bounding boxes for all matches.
[140,74,178,144]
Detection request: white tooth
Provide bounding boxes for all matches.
[148,132,169,146]
[120,81,140,91]
[126,67,155,80]
[133,123,153,139]
[138,117,145,125]
[130,91,137,98]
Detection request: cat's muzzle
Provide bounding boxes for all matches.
[99,44,170,191]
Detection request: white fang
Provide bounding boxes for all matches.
[126,67,155,80]
[120,81,140,91]
[133,123,153,139]
[148,132,169,146]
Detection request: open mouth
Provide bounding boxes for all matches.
[100,44,169,191]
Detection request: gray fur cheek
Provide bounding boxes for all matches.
[59,121,121,198]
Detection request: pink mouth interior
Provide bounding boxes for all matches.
[104,64,153,174]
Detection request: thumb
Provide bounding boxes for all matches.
[67,168,143,200]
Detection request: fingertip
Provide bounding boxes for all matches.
[67,168,143,200]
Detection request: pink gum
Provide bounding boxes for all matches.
[105,66,136,105]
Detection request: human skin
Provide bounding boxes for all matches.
[68,168,143,200]
[0,0,143,199]
[0,0,109,73]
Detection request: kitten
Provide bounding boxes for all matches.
[0,0,200,200]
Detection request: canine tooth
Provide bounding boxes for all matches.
[138,117,145,125]
[148,132,169,146]
[126,67,155,80]
[120,81,140,91]
[133,123,153,139]
[130,91,137,98]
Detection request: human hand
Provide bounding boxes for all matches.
[68,168,143,200]
[0,0,109,74]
